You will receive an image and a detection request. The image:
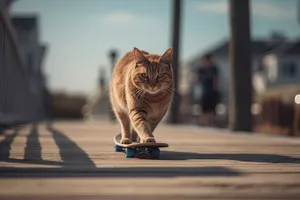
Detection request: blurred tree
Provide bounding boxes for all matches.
[108,49,118,122]
[99,67,106,92]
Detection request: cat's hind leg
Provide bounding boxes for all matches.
[114,110,131,144]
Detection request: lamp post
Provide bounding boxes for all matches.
[168,0,181,124]
[108,49,118,122]
[228,0,252,131]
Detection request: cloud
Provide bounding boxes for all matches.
[195,1,227,14]
[195,1,295,20]
[100,11,137,24]
[99,11,159,25]
[97,11,161,29]
[252,2,295,20]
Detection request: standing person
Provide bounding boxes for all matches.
[197,54,220,126]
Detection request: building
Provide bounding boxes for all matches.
[260,39,300,91]
[11,15,49,120]
[1,0,50,126]
[0,0,14,10]
[187,34,300,108]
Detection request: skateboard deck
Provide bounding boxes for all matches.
[113,133,168,159]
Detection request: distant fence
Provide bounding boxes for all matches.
[51,92,86,119]
[255,85,300,136]
[0,8,42,128]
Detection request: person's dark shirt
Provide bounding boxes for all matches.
[197,65,218,92]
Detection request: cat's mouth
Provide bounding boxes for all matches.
[146,88,161,95]
[145,86,172,95]
[147,89,160,94]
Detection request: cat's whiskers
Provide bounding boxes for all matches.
[132,89,141,99]
[134,89,146,100]
[138,90,144,99]
[135,90,141,99]
[163,87,173,94]
[163,87,178,106]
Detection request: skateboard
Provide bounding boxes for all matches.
[113,133,169,159]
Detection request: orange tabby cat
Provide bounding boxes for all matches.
[109,47,173,144]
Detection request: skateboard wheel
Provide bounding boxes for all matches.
[151,148,160,159]
[114,144,123,152]
[125,148,136,158]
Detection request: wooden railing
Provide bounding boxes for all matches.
[0,7,42,127]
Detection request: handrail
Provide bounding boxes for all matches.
[0,9,29,87]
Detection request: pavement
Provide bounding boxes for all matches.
[0,119,300,199]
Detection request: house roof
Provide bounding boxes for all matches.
[283,40,300,55]
[188,37,293,70]
[262,39,300,56]
[204,40,279,56]
[0,0,15,8]
[11,16,38,31]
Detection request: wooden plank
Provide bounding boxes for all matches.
[0,120,299,199]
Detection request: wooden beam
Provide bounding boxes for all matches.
[228,0,252,131]
[108,49,118,122]
[168,0,181,124]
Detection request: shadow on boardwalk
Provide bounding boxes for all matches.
[160,151,300,163]
[0,125,95,168]
[0,166,241,178]
[0,124,300,179]
[50,127,96,168]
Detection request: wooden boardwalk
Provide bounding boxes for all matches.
[0,119,300,199]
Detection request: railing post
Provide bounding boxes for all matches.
[108,49,118,122]
[168,0,181,124]
[228,0,253,131]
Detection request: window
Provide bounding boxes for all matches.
[282,62,297,78]
[26,53,35,80]
[263,54,277,82]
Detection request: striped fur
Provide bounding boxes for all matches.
[109,47,173,144]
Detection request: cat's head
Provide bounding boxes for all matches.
[131,47,173,95]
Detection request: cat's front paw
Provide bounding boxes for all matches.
[120,137,132,144]
[142,137,156,143]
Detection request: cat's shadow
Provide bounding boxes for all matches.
[160,151,300,164]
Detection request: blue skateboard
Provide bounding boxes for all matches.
[113,133,168,159]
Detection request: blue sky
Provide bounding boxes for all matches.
[11,0,300,94]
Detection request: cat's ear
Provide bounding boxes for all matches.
[160,48,173,63]
[133,47,147,64]
[159,48,173,65]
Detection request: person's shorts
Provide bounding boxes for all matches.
[200,90,220,114]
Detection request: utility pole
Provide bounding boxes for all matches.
[297,0,300,27]
[228,0,252,131]
[108,49,118,122]
[99,67,106,93]
[168,0,181,124]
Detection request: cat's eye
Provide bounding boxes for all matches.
[157,74,165,78]
[140,73,148,78]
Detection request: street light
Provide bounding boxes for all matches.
[108,49,118,122]
[295,94,300,105]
